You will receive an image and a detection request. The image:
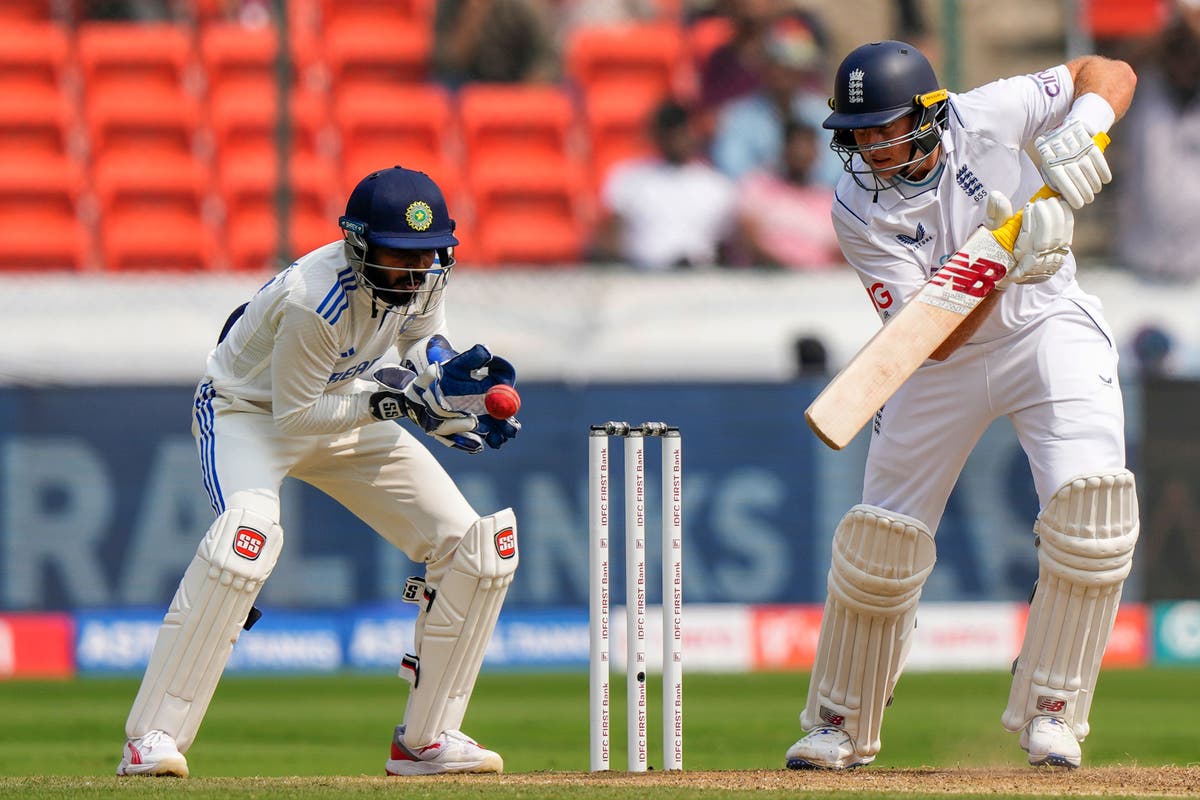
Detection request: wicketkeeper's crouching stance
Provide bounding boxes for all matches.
[786,41,1139,770]
[117,167,523,777]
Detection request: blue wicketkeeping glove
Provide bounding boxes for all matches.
[403,335,521,450]
[370,366,483,454]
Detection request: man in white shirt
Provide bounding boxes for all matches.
[117,167,521,778]
[786,41,1138,771]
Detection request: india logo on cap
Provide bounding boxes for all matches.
[406,201,433,232]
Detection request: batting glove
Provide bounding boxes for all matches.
[1035,118,1111,209]
[986,190,1074,286]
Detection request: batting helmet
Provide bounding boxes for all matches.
[340,166,458,250]
[340,167,458,314]
[823,41,948,191]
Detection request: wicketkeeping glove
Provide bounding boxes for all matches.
[403,334,521,450]
[985,190,1074,286]
[1034,118,1111,209]
[370,365,483,454]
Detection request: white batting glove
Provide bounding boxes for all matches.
[986,191,1074,285]
[1034,118,1111,209]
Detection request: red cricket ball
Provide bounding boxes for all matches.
[484,384,521,419]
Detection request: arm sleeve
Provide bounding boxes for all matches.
[271,301,375,435]
[957,65,1075,150]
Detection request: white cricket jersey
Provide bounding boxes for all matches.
[832,64,1084,345]
[203,242,447,436]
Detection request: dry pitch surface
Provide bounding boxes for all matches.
[407,766,1200,795]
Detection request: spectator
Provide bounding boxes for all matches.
[696,0,789,111]
[1115,0,1200,283]
[732,119,841,269]
[592,99,737,270]
[709,11,841,186]
[432,0,560,88]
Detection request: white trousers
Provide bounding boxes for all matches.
[863,295,1127,531]
[192,388,478,565]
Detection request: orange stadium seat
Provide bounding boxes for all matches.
[458,83,578,168]
[92,151,217,271]
[200,23,279,105]
[1083,0,1169,37]
[220,157,340,271]
[85,84,202,161]
[334,84,456,183]
[0,0,58,23]
[0,155,89,270]
[0,22,71,102]
[564,22,689,102]
[687,15,734,71]
[0,90,77,159]
[324,18,431,92]
[77,22,195,96]
[583,85,663,193]
[467,158,588,266]
[208,86,331,179]
[318,0,435,27]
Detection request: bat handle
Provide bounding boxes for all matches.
[989,131,1111,254]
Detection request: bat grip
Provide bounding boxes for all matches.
[989,131,1111,254]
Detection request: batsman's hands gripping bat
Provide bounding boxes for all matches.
[803,133,1109,451]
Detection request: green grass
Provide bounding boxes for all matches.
[0,668,1195,798]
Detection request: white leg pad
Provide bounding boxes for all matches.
[125,507,283,752]
[402,509,518,748]
[801,505,936,758]
[1003,470,1139,740]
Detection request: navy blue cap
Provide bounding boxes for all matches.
[340,166,458,249]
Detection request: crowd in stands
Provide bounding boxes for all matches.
[0,0,1195,285]
[0,0,847,272]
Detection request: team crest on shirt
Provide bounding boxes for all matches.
[955,164,987,201]
[896,222,933,249]
[406,201,433,231]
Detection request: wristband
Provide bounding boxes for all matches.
[1065,92,1115,136]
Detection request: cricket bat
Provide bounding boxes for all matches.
[805,133,1110,450]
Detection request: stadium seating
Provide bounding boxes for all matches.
[324,18,431,92]
[458,83,579,168]
[76,22,194,96]
[0,21,71,104]
[334,83,457,187]
[582,85,663,194]
[564,22,689,104]
[0,90,77,159]
[0,154,89,270]
[467,157,589,266]
[220,157,340,271]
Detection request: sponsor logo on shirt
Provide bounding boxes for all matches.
[1034,68,1062,97]
[328,356,382,384]
[896,222,934,249]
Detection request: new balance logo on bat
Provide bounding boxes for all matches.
[930,252,1008,298]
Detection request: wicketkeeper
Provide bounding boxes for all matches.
[117,166,522,777]
[787,42,1138,770]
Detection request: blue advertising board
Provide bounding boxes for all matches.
[1,382,1063,611]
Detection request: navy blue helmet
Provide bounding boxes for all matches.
[823,41,948,191]
[339,167,458,313]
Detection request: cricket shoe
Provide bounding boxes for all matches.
[116,730,189,777]
[1020,716,1081,768]
[385,725,504,775]
[785,727,874,770]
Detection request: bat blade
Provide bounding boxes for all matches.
[804,225,1016,450]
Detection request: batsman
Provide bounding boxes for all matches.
[787,42,1138,770]
[117,166,523,777]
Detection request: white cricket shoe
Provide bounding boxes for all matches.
[116,730,189,777]
[1020,716,1081,768]
[785,726,874,770]
[385,725,504,775]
